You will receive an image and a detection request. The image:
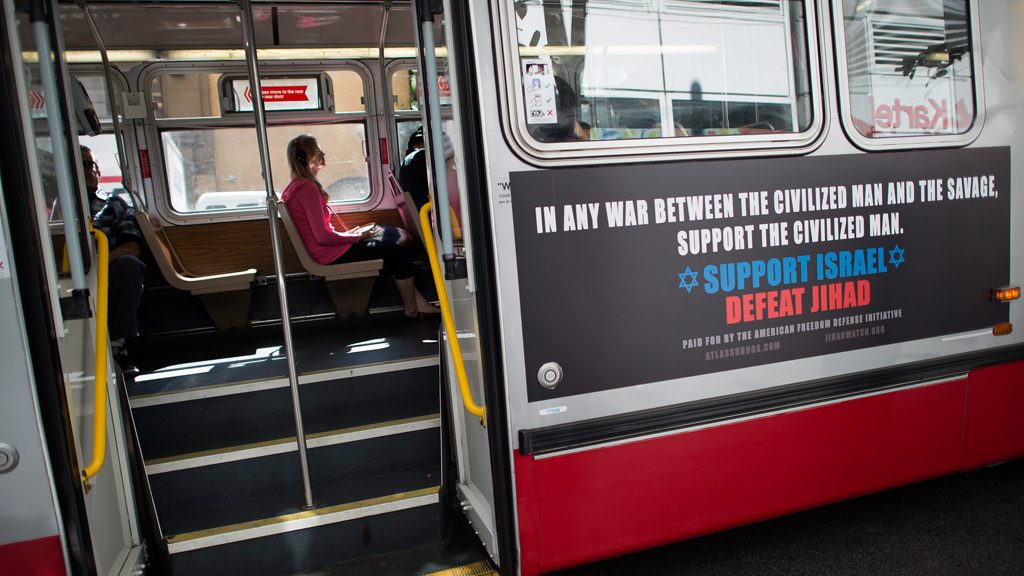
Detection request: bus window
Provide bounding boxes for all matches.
[835,0,976,142]
[392,68,419,112]
[390,66,422,165]
[147,66,373,214]
[326,70,367,113]
[160,123,369,212]
[151,72,223,119]
[508,0,814,145]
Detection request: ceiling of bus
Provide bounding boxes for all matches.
[54,2,416,50]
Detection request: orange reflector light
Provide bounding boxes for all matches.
[993,323,1013,336]
[993,286,1020,303]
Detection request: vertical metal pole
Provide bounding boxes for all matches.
[32,19,86,289]
[378,1,392,168]
[417,5,456,261]
[237,0,316,510]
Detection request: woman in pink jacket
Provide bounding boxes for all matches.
[281,134,440,320]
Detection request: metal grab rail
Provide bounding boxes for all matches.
[82,224,109,484]
[419,202,486,426]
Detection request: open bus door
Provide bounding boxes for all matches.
[0,0,145,574]
[411,0,519,571]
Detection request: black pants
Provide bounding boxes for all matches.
[108,255,145,341]
[330,241,414,279]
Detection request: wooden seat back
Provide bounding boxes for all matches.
[135,212,256,295]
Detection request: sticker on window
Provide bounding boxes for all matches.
[523,58,557,125]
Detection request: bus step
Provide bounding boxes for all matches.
[126,315,440,398]
[146,423,441,518]
[131,361,440,459]
[162,469,442,576]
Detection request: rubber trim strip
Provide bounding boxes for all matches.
[520,344,1024,456]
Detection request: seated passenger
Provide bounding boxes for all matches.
[82,146,144,376]
[398,126,430,209]
[281,134,440,320]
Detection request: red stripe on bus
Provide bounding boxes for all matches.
[514,451,541,576]
[964,359,1024,469]
[99,176,121,183]
[0,535,65,575]
[515,380,967,574]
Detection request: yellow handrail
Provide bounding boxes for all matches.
[82,224,109,483]
[419,202,486,427]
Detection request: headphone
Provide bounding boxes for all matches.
[296,148,308,166]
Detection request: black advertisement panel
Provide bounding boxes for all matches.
[511,148,1011,401]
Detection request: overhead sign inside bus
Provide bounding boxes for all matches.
[231,77,320,112]
[511,148,1011,401]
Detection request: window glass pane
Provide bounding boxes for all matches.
[839,0,973,138]
[392,69,420,111]
[161,123,369,212]
[151,73,222,119]
[79,133,131,203]
[513,0,812,143]
[396,119,423,161]
[326,70,366,113]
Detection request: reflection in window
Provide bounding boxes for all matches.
[839,0,973,138]
[161,123,369,212]
[513,0,812,143]
[151,73,222,119]
[392,69,420,112]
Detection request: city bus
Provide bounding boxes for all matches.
[0,0,1021,575]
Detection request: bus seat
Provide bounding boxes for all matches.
[135,212,256,332]
[276,200,382,319]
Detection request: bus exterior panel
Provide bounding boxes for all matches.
[515,376,970,575]
[963,359,1024,470]
[463,0,1024,573]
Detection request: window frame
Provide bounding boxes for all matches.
[384,59,422,171]
[493,0,827,165]
[830,0,985,151]
[139,60,379,225]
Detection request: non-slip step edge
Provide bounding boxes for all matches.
[424,561,499,576]
[145,415,441,475]
[130,355,440,408]
[166,486,439,554]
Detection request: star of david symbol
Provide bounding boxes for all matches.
[678,267,699,293]
[889,245,905,268]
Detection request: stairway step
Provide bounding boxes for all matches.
[148,426,440,518]
[146,415,439,475]
[127,314,440,397]
[165,471,442,576]
[129,355,438,408]
[132,360,439,457]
